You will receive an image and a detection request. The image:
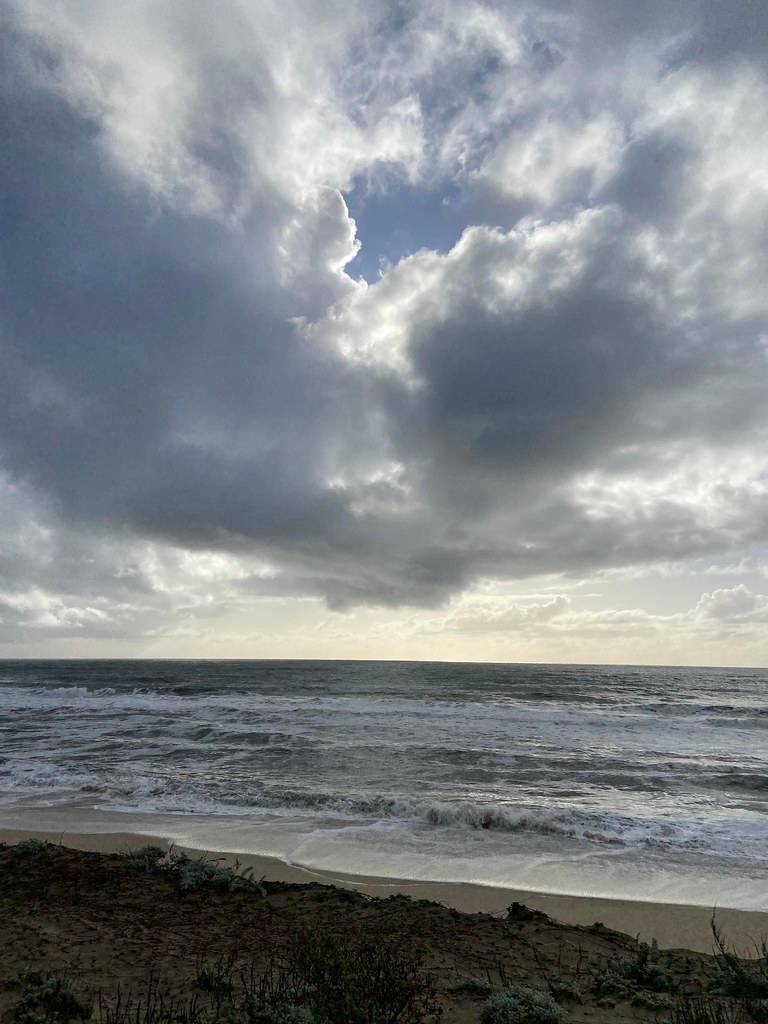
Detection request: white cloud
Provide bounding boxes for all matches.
[478,112,626,207]
[695,585,768,622]
[0,589,110,630]
[8,1,427,216]
[439,594,570,633]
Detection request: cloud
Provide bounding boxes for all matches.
[437,594,571,634]
[0,589,109,631]
[695,585,768,623]
[414,582,768,651]
[0,1,767,653]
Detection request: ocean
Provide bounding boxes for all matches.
[1,659,767,908]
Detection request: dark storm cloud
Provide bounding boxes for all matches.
[388,217,766,490]
[0,32,375,550]
[1,0,767,637]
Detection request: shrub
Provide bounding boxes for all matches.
[296,928,439,1024]
[631,990,671,1010]
[95,939,434,1024]
[124,845,167,872]
[195,955,235,996]
[548,980,581,1004]
[124,846,264,895]
[14,839,49,855]
[480,986,562,1024]
[170,854,239,893]
[244,1008,316,1024]
[166,851,239,892]
[590,967,634,1000]
[672,994,744,1024]
[711,920,768,1000]
[173,851,265,892]
[446,978,493,997]
[747,999,768,1022]
[95,978,205,1024]
[592,939,674,999]
[12,971,90,1024]
[241,927,441,1024]
[622,939,672,991]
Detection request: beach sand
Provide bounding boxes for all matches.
[2,827,766,954]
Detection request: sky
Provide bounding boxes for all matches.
[1,1,768,666]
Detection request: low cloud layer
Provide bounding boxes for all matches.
[1,1,767,660]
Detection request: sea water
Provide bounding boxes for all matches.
[1,659,767,908]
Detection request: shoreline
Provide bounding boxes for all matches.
[3,826,768,954]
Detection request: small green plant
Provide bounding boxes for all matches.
[14,838,49,855]
[480,986,562,1024]
[124,845,167,872]
[170,853,240,893]
[12,971,91,1024]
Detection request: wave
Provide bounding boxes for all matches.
[0,686,637,745]
[2,753,766,861]
[711,771,768,793]
[286,791,723,847]
[4,684,768,733]
[255,789,587,836]
[136,785,692,851]
[0,757,639,844]
[6,682,767,715]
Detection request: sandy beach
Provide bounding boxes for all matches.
[3,827,767,955]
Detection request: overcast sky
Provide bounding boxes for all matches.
[1,1,767,665]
